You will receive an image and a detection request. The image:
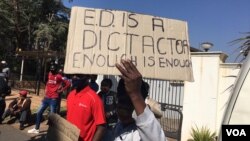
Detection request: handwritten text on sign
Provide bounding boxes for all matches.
[64,7,194,81]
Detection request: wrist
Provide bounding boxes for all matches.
[129,92,143,102]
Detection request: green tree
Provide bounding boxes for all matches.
[0,0,70,83]
[0,0,17,59]
[0,0,70,60]
[33,0,70,52]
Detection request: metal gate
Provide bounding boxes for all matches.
[144,78,184,141]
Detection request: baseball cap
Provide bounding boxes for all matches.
[19,90,28,96]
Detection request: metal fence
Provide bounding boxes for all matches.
[144,78,184,141]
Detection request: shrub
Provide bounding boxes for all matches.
[188,126,216,141]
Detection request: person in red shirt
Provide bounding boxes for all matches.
[28,64,70,134]
[67,74,106,141]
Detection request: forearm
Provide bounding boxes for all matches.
[9,100,17,109]
[129,92,146,116]
[62,80,71,91]
[92,125,106,141]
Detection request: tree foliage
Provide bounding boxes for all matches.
[0,0,70,60]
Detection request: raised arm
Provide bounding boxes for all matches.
[116,59,167,141]
[115,59,146,115]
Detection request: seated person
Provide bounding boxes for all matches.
[1,90,31,130]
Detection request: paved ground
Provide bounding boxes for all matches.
[0,124,31,141]
[0,88,67,140]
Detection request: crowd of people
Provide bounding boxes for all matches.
[0,59,167,141]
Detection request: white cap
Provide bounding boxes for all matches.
[1,60,6,64]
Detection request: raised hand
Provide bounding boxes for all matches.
[115,59,142,95]
[115,59,146,115]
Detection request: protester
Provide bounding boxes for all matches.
[0,76,11,123]
[113,59,166,141]
[89,74,99,92]
[1,60,10,83]
[66,74,106,141]
[1,90,31,130]
[98,78,118,141]
[0,62,7,81]
[28,64,70,134]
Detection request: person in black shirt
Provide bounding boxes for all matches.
[98,78,118,141]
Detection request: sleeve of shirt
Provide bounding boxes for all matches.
[134,106,167,141]
[92,95,106,126]
[56,74,63,82]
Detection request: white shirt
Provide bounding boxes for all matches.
[114,106,166,141]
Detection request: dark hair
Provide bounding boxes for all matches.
[101,78,113,88]
[117,79,149,111]
[90,75,98,81]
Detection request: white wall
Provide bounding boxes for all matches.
[181,52,240,141]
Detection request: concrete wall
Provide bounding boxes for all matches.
[181,52,240,141]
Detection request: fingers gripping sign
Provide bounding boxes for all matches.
[115,59,142,95]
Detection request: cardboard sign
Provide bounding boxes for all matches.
[64,6,194,81]
[46,113,80,141]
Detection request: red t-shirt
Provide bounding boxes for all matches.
[45,72,64,99]
[67,86,106,141]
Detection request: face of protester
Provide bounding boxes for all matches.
[51,69,57,75]
[100,85,110,93]
[72,74,90,92]
[116,102,134,124]
[50,65,57,75]
[19,95,26,100]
